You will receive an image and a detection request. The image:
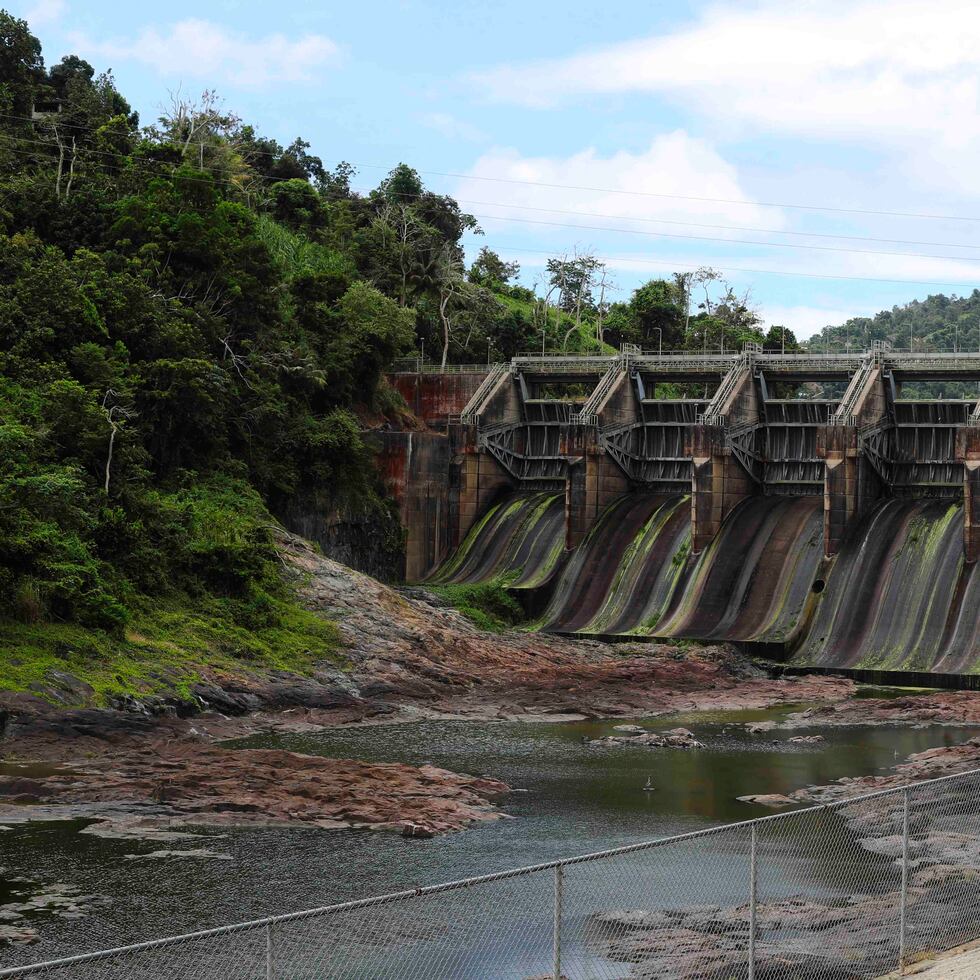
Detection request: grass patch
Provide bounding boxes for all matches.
[427,582,527,633]
[0,591,343,707]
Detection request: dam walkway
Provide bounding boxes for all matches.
[4,767,980,979]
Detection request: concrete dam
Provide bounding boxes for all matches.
[382,345,980,671]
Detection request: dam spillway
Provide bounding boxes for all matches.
[431,490,979,670]
[385,345,980,669]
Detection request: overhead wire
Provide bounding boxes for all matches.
[3,109,980,226]
[1,131,978,288]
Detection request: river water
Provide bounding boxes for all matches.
[2,693,978,974]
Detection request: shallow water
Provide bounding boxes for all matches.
[2,701,978,970]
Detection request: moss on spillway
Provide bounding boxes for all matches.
[430,492,980,670]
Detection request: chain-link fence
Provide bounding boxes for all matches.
[4,768,980,979]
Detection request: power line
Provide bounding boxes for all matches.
[452,210,980,265]
[351,163,980,225]
[4,136,977,268]
[4,109,980,225]
[1,136,977,286]
[6,120,980,256]
[352,189,980,251]
[488,242,980,290]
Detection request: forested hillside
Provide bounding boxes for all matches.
[809,292,980,353]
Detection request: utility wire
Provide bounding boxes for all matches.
[5,120,980,253]
[4,109,980,224]
[2,137,978,287]
[440,211,980,264]
[351,163,980,225]
[348,187,980,251]
[3,137,978,267]
[487,242,980,290]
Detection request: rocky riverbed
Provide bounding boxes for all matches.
[0,533,857,843]
[5,535,980,963]
[585,738,980,979]
[3,536,980,843]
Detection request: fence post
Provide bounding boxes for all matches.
[265,924,273,980]
[748,823,757,980]
[553,864,563,980]
[899,788,910,975]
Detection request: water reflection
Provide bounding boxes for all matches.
[2,703,977,970]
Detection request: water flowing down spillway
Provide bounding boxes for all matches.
[427,491,567,588]
[536,494,823,642]
[795,499,980,672]
[431,491,980,668]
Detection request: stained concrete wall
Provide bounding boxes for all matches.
[378,430,452,581]
[449,426,514,552]
[691,366,760,553]
[390,371,490,429]
[562,369,634,548]
[596,369,636,428]
[957,428,980,563]
[564,427,631,549]
[478,371,522,425]
[819,368,887,556]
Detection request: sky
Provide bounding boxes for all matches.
[12,0,980,340]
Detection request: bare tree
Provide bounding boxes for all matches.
[153,88,244,175]
[434,246,465,368]
[101,391,136,495]
[595,266,617,344]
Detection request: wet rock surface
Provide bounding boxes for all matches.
[0,875,107,946]
[0,742,510,838]
[588,874,980,979]
[0,534,856,847]
[784,693,980,730]
[589,726,704,749]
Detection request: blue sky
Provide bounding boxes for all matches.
[12,0,980,339]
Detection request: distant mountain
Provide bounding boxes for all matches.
[806,291,980,353]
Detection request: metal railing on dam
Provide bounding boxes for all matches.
[5,769,980,979]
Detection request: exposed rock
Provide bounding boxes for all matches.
[745,721,777,733]
[793,737,980,808]
[736,793,796,807]
[0,879,107,944]
[788,734,825,744]
[612,724,648,734]
[589,727,704,749]
[0,925,37,945]
[0,743,510,837]
[589,884,980,979]
[784,693,980,730]
[79,818,209,842]
[124,849,232,861]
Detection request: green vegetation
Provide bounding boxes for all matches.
[810,291,980,354]
[427,582,527,633]
[0,595,340,704]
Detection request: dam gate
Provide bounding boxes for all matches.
[387,346,980,579]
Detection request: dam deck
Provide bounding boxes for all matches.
[445,345,980,560]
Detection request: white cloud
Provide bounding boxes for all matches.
[419,112,487,143]
[73,19,339,87]
[457,131,785,231]
[24,0,65,27]
[760,305,864,340]
[472,0,980,190]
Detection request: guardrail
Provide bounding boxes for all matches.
[5,768,980,979]
[459,363,509,425]
[392,359,493,374]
